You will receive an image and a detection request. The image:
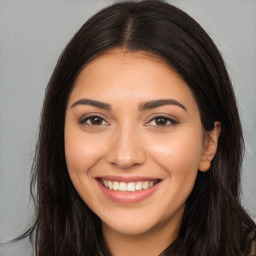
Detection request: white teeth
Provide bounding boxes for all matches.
[135,182,142,191]
[108,180,113,190]
[103,179,108,187]
[127,182,135,192]
[113,181,119,190]
[119,182,127,191]
[101,179,158,192]
[142,181,149,189]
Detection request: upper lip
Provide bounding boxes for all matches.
[96,175,161,183]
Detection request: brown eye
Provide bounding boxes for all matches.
[147,116,178,127]
[80,115,109,126]
[89,116,104,125]
[155,117,169,126]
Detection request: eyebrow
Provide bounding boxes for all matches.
[70,98,187,112]
[139,99,187,112]
[71,99,111,110]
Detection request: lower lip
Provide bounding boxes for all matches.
[97,180,161,204]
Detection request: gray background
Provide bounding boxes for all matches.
[0,0,255,255]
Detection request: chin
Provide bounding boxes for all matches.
[100,205,184,237]
[102,218,158,236]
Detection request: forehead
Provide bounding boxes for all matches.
[68,48,199,114]
[73,48,183,88]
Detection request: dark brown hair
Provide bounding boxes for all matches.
[21,1,256,255]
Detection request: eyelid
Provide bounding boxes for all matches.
[145,113,179,126]
[78,112,179,128]
[79,113,109,125]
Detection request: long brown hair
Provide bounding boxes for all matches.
[21,1,256,255]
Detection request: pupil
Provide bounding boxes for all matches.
[92,117,102,125]
[156,117,167,125]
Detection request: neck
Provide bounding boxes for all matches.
[102,208,184,256]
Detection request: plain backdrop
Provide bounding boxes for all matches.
[0,1,255,255]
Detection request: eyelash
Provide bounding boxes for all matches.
[79,115,109,126]
[146,115,179,128]
[79,114,179,128]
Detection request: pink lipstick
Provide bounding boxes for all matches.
[96,176,161,203]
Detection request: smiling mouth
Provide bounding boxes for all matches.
[99,178,161,192]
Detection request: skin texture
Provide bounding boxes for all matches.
[64,48,220,256]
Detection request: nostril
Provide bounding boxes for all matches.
[106,144,146,169]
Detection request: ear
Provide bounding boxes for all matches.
[199,121,221,172]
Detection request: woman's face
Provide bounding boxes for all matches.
[65,49,211,238]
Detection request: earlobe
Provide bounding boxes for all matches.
[199,121,221,172]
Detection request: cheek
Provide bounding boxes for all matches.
[64,127,104,180]
[64,128,108,209]
[148,130,204,177]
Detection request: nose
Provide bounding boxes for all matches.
[106,126,146,169]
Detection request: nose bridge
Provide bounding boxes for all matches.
[106,121,146,169]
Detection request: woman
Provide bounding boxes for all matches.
[23,0,256,255]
